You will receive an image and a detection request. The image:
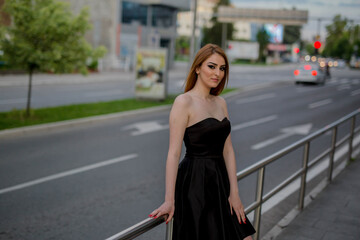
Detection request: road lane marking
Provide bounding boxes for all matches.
[308,99,332,109]
[337,84,351,91]
[339,78,349,84]
[236,93,276,104]
[123,121,169,136]
[252,123,312,150]
[296,87,319,93]
[0,98,27,105]
[260,134,360,215]
[232,115,278,131]
[351,89,360,96]
[0,153,138,195]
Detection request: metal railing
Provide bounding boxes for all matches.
[106,109,360,240]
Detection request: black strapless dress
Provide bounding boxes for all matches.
[173,117,256,240]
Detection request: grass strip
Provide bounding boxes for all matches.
[0,88,237,130]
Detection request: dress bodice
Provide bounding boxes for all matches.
[183,117,231,158]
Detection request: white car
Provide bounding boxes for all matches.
[294,63,327,85]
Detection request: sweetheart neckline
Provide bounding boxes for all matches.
[186,117,228,130]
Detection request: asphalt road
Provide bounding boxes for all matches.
[0,67,359,240]
[0,63,298,112]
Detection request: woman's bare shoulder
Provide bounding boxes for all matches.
[172,93,192,113]
[214,95,226,105]
[174,93,192,106]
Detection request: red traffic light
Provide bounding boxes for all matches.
[293,47,300,54]
[314,41,321,49]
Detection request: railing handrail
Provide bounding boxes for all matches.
[237,108,360,180]
[106,108,360,240]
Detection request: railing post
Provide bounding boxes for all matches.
[328,127,337,182]
[253,167,265,240]
[298,141,310,210]
[165,219,173,240]
[348,116,356,162]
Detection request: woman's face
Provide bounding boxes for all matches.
[196,53,226,89]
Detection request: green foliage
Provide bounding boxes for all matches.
[202,0,234,47]
[0,88,238,130]
[322,15,359,61]
[256,28,270,62]
[0,0,107,116]
[305,43,315,55]
[284,25,301,44]
[175,36,190,58]
[0,0,107,74]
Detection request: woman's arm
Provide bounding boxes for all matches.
[150,94,190,223]
[219,97,247,224]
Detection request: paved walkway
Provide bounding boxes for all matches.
[275,158,360,240]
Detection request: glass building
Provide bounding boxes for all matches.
[64,0,189,70]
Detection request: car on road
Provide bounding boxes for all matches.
[294,63,327,85]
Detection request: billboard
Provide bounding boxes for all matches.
[135,47,168,100]
[226,41,259,62]
[264,24,284,44]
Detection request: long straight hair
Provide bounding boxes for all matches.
[184,44,229,96]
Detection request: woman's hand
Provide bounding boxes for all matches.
[149,201,175,224]
[228,193,246,224]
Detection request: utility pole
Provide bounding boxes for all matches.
[189,0,198,69]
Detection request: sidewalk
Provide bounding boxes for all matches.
[275,158,360,240]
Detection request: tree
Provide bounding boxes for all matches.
[256,28,270,62]
[202,0,234,47]
[175,36,190,58]
[322,15,353,60]
[0,0,106,116]
[283,25,301,44]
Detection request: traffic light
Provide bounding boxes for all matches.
[314,41,321,55]
[293,47,300,54]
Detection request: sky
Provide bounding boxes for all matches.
[231,0,360,42]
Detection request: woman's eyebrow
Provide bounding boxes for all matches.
[208,61,226,67]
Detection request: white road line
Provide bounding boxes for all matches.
[339,78,349,84]
[351,89,360,96]
[232,115,278,131]
[337,84,351,91]
[308,99,332,109]
[296,87,318,93]
[123,121,169,136]
[0,98,27,105]
[236,93,276,104]
[260,134,360,215]
[251,123,312,150]
[0,153,138,195]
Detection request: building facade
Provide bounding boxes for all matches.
[64,0,189,70]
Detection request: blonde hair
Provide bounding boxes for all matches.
[184,44,229,96]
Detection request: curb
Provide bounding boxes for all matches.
[261,141,360,240]
[0,81,287,138]
[0,105,171,138]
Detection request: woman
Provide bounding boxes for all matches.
[150,44,256,239]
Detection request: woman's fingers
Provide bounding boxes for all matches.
[166,211,174,224]
[236,209,243,224]
[241,211,247,223]
[149,209,159,218]
[233,206,247,224]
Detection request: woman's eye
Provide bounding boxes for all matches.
[208,65,215,69]
[220,67,226,71]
